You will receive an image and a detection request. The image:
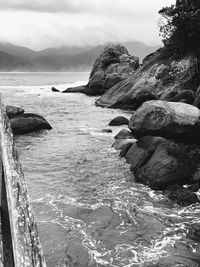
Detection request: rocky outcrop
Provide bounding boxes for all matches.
[85,44,139,96]
[62,85,87,94]
[6,105,24,119]
[96,51,199,109]
[108,116,129,126]
[124,136,194,190]
[10,113,52,135]
[129,100,200,144]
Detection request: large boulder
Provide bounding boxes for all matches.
[128,100,200,144]
[86,44,139,95]
[125,136,194,190]
[6,105,24,119]
[96,51,199,109]
[10,113,52,135]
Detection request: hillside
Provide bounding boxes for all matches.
[0,42,160,71]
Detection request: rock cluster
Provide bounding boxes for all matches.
[6,105,52,135]
[111,100,200,206]
[96,50,199,109]
[62,44,139,95]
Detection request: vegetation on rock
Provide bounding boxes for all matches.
[159,0,200,58]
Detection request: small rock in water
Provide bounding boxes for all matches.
[51,87,60,92]
[109,116,129,126]
[102,128,112,133]
[10,113,52,135]
[114,128,133,139]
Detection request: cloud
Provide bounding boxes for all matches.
[0,0,174,49]
[0,0,175,14]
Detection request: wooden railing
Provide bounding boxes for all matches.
[0,96,46,266]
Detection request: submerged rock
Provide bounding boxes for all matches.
[109,116,129,126]
[10,113,52,135]
[62,85,87,94]
[129,100,200,144]
[125,136,194,190]
[6,105,24,119]
[86,44,139,95]
[96,52,198,109]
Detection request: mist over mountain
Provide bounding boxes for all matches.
[0,41,160,71]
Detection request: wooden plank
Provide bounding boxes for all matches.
[0,95,46,267]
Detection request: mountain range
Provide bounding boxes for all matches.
[0,41,160,71]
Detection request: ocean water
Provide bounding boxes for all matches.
[1,72,200,267]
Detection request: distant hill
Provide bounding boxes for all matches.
[0,41,160,71]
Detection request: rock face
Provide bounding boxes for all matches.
[62,85,87,94]
[124,136,194,190]
[86,44,139,96]
[96,51,198,109]
[6,105,24,119]
[10,113,52,135]
[129,100,200,144]
[108,116,129,126]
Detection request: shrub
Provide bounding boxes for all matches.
[159,0,200,57]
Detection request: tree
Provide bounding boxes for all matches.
[159,0,200,57]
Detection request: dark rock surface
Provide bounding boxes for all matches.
[102,128,112,133]
[62,85,87,94]
[6,105,24,119]
[51,87,60,92]
[86,44,139,96]
[114,128,133,139]
[164,184,199,206]
[96,52,198,109]
[10,113,52,135]
[162,89,195,104]
[112,138,135,151]
[128,100,200,144]
[124,136,194,190]
[109,116,129,126]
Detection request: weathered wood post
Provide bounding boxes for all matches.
[0,95,46,266]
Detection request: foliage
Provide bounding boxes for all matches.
[159,1,200,57]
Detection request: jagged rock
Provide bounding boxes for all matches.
[62,85,87,94]
[51,87,60,92]
[125,136,194,190]
[86,44,139,95]
[128,100,200,144]
[109,116,129,126]
[10,113,52,135]
[96,52,198,109]
[114,128,133,139]
[164,184,199,206]
[6,105,24,119]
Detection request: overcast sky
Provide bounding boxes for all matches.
[0,0,174,50]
